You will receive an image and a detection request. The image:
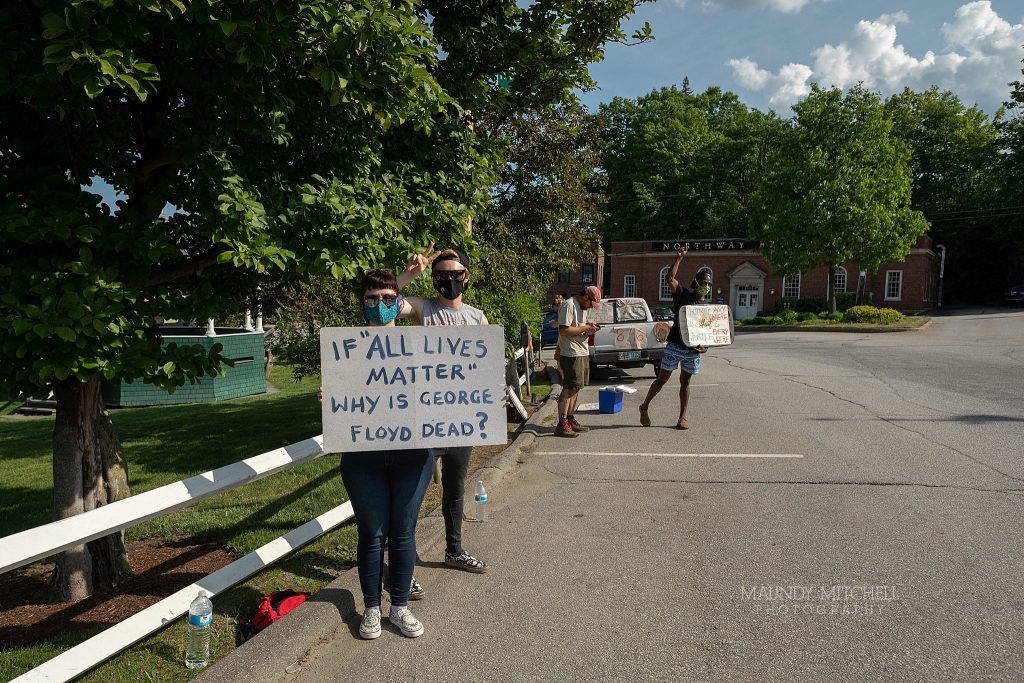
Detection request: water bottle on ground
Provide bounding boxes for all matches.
[185,590,213,669]
[474,480,488,522]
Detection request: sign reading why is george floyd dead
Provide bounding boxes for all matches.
[680,305,734,347]
[320,326,508,452]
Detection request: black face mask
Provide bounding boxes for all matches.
[435,279,468,300]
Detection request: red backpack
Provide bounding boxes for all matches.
[239,590,310,642]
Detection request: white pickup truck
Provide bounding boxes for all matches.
[587,297,670,372]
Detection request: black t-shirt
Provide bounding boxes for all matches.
[667,284,701,347]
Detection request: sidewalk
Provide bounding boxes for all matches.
[194,370,562,683]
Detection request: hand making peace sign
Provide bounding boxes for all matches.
[404,241,439,278]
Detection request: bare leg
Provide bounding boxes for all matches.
[640,369,673,410]
[558,387,579,419]
[677,371,693,427]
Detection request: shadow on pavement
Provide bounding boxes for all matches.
[809,414,1024,424]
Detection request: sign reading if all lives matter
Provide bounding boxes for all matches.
[320,326,508,452]
[680,304,734,347]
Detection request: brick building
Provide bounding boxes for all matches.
[607,235,939,317]
[546,241,605,305]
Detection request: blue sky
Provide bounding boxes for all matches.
[582,0,1024,116]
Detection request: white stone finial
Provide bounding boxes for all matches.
[205,319,216,337]
[244,310,254,331]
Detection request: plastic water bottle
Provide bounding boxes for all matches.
[185,590,213,669]
[474,480,488,522]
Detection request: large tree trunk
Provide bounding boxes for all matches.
[50,377,133,602]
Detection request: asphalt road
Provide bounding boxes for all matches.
[290,308,1024,683]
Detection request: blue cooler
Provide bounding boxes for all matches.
[598,388,624,414]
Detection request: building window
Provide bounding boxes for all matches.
[783,273,801,298]
[659,267,671,300]
[885,270,902,300]
[623,274,636,298]
[581,263,595,284]
[557,270,570,284]
[834,267,847,294]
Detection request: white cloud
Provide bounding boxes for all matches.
[726,1,1024,113]
[727,58,813,104]
[701,0,827,12]
[876,11,910,25]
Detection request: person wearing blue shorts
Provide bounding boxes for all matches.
[638,245,711,430]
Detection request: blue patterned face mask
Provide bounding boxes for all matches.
[362,294,401,325]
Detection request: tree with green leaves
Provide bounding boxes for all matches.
[471,102,606,335]
[752,85,929,313]
[1,0,650,601]
[885,87,1002,303]
[599,85,784,241]
[995,53,1024,290]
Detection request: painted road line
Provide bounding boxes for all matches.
[532,452,804,459]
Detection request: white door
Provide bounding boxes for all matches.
[736,286,760,319]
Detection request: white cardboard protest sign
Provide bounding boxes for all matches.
[320,326,508,452]
[680,304,734,347]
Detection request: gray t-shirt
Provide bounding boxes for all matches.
[557,297,590,357]
[420,298,487,326]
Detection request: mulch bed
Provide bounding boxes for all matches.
[0,539,235,649]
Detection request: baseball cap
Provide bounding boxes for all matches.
[433,248,471,271]
[583,285,602,308]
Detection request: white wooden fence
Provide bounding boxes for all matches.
[2,435,349,683]
[5,342,537,682]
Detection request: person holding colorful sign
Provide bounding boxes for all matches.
[320,269,434,640]
[638,245,710,430]
[397,245,491,575]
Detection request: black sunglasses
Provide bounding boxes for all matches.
[432,270,467,282]
[362,294,399,307]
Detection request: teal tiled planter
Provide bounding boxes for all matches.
[103,327,267,407]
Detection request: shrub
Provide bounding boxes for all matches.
[746,316,767,325]
[766,315,784,326]
[877,308,904,324]
[828,311,844,321]
[775,296,824,313]
[817,311,829,319]
[835,292,857,311]
[779,309,799,323]
[844,305,880,323]
[797,312,818,322]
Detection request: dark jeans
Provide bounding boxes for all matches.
[340,449,432,608]
[436,446,472,556]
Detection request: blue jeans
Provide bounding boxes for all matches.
[340,449,433,608]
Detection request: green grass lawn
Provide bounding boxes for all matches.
[0,366,360,683]
[1,361,537,683]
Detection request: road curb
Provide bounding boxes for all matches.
[195,367,562,683]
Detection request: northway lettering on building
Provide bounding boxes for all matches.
[653,240,763,252]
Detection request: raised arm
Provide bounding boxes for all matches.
[397,241,437,290]
[667,245,688,292]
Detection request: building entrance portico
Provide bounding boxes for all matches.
[728,262,767,319]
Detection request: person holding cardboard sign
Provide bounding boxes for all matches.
[397,245,491,576]
[638,246,710,430]
[331,269,434,640]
